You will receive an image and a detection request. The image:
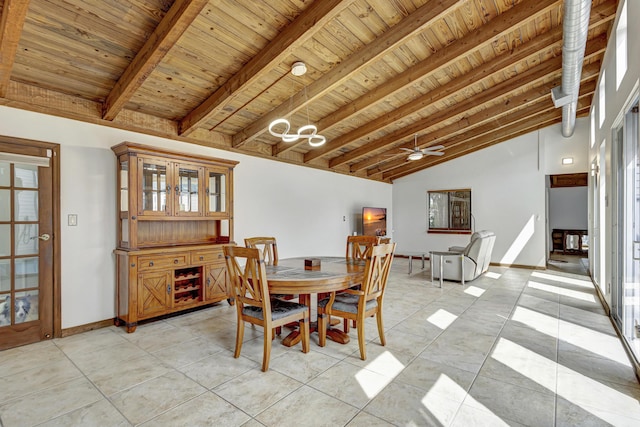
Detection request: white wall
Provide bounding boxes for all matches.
[0,106,391,328]
[392,120,590,269]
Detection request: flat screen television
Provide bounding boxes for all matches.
[362,207,387,237]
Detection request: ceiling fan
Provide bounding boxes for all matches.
[400,135,445,161]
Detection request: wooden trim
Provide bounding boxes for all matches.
[490,262,545,270]
[428,230,472,235]
[550,173,589,188]
[60,319,114,338]
[0,0,31,96]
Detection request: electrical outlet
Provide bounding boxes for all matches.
[68,214,78,226]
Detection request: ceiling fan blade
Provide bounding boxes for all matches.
[428,145,445,150]
[426,151,445,156]
[399,148,414,153]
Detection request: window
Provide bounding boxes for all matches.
[428,189,471,233]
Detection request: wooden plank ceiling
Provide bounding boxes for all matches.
[0,0,617,182]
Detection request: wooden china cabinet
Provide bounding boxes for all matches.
[111,142,237,332]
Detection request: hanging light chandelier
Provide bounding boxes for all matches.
[268,62,326,147]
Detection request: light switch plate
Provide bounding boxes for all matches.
[68,214,78,226]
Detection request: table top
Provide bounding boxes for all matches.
[265,257,365,294]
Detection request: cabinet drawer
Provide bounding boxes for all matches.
[191,249,225,264]
[137,254,189,271]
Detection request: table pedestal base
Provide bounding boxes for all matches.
[281,322,350,347]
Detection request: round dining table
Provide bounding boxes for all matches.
[265,256,366,346]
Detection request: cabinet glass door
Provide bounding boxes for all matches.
[207,168,227,216]
[175,164,202,215]
[139,157,170,216]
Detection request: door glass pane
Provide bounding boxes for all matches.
[15,190,38,221]
[142,163,167,212]
[15,224,38,255]
[15,290,37,323]
[0,224,9,256]
[0,259,10,292]
[0,161,9,186]
[0,189,10,221]
[15,257,38,289]
[178,167,198,212]
[0,294,11,327]
[208,172,225,212]
[14,164,38,188]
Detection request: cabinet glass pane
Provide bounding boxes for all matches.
[15,290,37,323]
[15,257,38,289]
[121,219,129,243]
[0,189,9,221]
[14,164,38,188]
[15,190,38,221]
[0,259,10,292]
[120,161,128,212]
[208,172,225,212]
[178,167,198,212]
[15,224,38,255]
[0,225,9,256]
[142,163,167,212]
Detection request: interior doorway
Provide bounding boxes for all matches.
[0,136,60,350]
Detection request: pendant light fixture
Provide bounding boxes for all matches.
[268,62,326,147]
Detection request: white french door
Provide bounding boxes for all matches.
[613,98,640,361]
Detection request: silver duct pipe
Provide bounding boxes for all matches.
[551,0,592,137]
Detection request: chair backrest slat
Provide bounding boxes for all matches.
[245,237,278,266]
[362,242,396,299]
[346,235,378,261]
[224,245,271,311]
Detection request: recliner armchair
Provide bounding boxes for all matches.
[431,230,496,284]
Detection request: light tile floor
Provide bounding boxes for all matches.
[1,256,639,426]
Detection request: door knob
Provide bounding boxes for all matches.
[30,234,51,241]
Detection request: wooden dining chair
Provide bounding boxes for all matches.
[244,237,278,266]
[346,235,378,261]
[223,245,310,371]
[318,242,396,360]
[341,235,378,330]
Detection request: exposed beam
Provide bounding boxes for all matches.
[384,96,593,181]
[355,61,601,174]
[179,0,354,136]
[0,0,31,97]
[102,0,210,120]
[275,0,561,157]
[233,0,463,148]
[309,2,613,165]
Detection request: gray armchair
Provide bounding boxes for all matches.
[430,230,496,285]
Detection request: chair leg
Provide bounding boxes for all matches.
[343,318,350,333]
[356,316,367,360]
[318,309,327,347]
[300,317,310,353]
[262,325,272,372]
[376,311,386,347]
[234,319,244,359]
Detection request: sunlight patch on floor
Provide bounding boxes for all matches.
[464,286,485,297]
[427,309,458,330]
[512,306,629,365]
[527,280,596,303]
[492,338,640,425]
[422,374,509,426]
[356,351,404,398]
[485,272,502,279]
[532,271,593,288]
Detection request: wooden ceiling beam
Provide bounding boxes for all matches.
[233,0,463,148]
[383,96,593,181]
[286,0,562,159]
[369,79,597,177]
[335,33,606,171]
[310,0,612,165]
[102,0,210,121]
[0,0,31,97]
[355,62,601,173]
[179,0,354,136]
